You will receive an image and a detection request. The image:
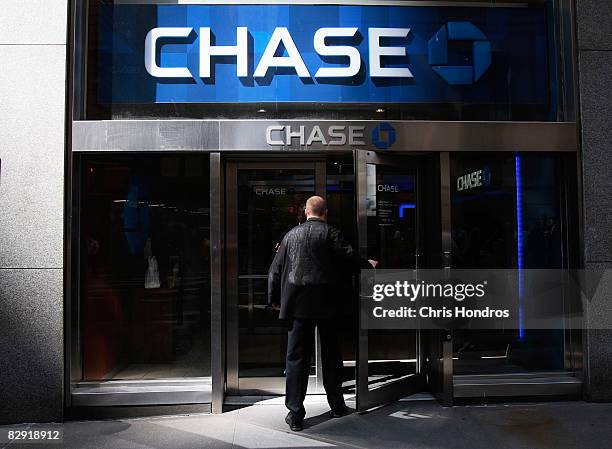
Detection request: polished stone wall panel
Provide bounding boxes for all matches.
[0,0,67,424]
[577,0,612,401]
[0,269,63,424]
[576,0,612,51]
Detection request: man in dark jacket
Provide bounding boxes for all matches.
[268,196,376,431]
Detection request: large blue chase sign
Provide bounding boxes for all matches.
[98,4,549,104]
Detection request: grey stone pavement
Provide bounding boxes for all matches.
[2,396,612,449]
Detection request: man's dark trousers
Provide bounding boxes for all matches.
[285,318,345,419]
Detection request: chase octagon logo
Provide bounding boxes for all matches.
[428,22,492,85]
[372,123,396,150]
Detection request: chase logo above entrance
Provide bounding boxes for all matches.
[372,123,396,150]
[145,26,413,80]
[98,4,549,105]
[264,123,398,149]
[266,125,366,147]
[428,22,492,86]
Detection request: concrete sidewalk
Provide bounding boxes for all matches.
[2,397,611,449]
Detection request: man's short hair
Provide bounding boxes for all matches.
[305,196,327,217]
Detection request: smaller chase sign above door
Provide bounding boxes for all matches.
[97,4,549,105]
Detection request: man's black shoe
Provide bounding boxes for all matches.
[329,405,350,418]
[285,413,303,431]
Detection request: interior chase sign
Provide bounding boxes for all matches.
[98,4,549,104]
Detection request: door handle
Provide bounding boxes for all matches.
[442,250,451,269]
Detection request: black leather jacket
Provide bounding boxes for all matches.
[268,217,369,319]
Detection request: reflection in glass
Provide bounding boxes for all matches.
[237,169,315,377]
[366,164,419,388]
[81,155,211,380]
[451,153,572,374]
[326,155,358,390]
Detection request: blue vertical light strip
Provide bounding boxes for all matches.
[515,154,525,340]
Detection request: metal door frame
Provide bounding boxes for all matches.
[210,153,225,413]
[225,158,326,395]
[438,152,454,406]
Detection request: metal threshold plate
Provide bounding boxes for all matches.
[453,374,582,398]
[72,378,212,406]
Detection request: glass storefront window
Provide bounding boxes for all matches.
[450,152,578,374]
[80,155,211,380]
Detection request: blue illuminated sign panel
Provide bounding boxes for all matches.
[98,4,549,104]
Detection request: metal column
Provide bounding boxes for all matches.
[210,153,225,413]
[439,152,454,406]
